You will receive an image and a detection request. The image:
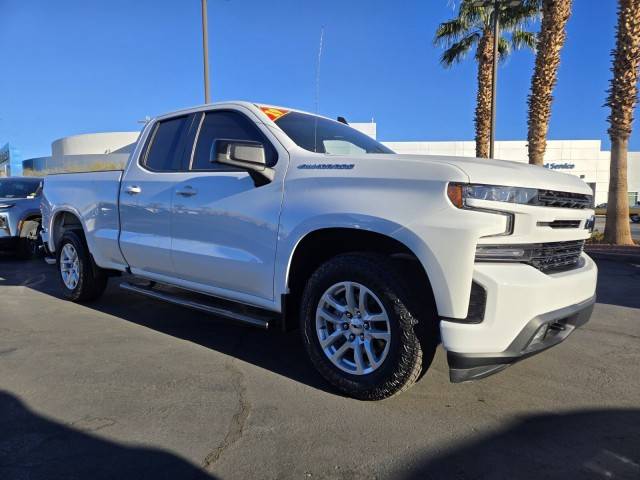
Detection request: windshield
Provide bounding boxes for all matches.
[0,179,42,199]
[274,111,394,155]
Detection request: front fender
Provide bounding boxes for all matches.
[274,213,454,316]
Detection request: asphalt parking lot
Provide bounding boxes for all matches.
[1,256,639,479]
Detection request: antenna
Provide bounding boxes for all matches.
[313,27,325,152]
[315,26,325,115]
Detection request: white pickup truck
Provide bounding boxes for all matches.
[42,102,598,400]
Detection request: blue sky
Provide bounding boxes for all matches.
[0,0,636,160]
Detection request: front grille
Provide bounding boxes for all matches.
[536,220,582,229]
[528,240,585,273]
[536,190,592,209]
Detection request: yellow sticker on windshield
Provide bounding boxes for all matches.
[260,106,290,122]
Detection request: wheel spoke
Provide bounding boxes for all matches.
[331,341,350,362]
[318,309,342,324]
[363,340,379,369]
[365,313,387,323]
[358,288,367,313]
[345,283,357,312]
[320,329,344,348]
[369,330,390,342]
[354,341,365,374]
[322,294,346,314]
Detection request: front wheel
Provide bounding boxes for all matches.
[57,230,107,302]
[300,253,426,400]
[631,214,640,224]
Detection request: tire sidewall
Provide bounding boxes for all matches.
[300,255,420,398]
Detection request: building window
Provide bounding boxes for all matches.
[629,192,639,206]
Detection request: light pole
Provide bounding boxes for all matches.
[472,0,521,158]
[201,0,211,103]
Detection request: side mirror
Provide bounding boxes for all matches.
[211,139,275,183]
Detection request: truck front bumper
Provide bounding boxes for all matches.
[447,295,594,382]
[440,253,597,382]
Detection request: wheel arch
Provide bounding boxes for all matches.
[281,227,437,331]
[49,209,86,252]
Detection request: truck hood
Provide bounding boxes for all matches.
[0,196,38,204]
[358,154,593,195]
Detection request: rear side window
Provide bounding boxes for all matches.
[143,115,193,171]
[191,110,276,171]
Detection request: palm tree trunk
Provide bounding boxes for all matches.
[475,30,494,158]
[604,0,639,245]
[606,138,633,244]
[527,0,572,166]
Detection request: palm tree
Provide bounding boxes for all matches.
[527,0,572,166]
[604,0,640,245]
[435,1,539,158]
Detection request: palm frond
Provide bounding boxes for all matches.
[498,37,512,61]
[434,18,471,45]
[511,29,537,51]
[440,32,481,66]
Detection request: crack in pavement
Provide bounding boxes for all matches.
[202,337,251,471]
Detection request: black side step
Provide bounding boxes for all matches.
[120,281,275,329]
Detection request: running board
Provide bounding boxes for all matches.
[119,282,274,329]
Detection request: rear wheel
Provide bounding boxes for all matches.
[631,214,640,224]
[57,230,107,302]
[300,253,427,400]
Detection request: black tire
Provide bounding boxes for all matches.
[56,230,108,302]
[300,253,428,400]
[17,220,42,260]
[631,214,640,224]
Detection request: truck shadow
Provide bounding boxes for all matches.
[0,256,377,395]
[0,255,633,395]
[396,409,640,479]
[0,390,216,480]
[591,259,640,309]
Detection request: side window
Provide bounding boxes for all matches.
[191,110,276,171]
[143,115,192,171]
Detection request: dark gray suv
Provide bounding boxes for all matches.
[0,177,43,258]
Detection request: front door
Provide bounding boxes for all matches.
[169,109,284,302]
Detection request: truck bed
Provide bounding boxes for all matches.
[42,170,126,270]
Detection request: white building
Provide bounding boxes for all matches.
[351,123,640,206]
[23,132,139,175]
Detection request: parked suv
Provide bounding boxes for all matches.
[41,102,597,399]
[0,177,43,259]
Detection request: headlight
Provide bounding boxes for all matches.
[447,183,538,208]
[0,203,15,210]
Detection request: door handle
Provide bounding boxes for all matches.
[176,186,197,197]
[125,185,141,195]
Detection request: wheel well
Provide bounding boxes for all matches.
[282,228,436,331]
[52,211,84,249]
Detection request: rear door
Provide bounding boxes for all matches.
[119,113,199,278]
[169,108,285,302]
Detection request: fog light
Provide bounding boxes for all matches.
[529,324,549,347]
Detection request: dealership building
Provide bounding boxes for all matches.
[14,121,640,206]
